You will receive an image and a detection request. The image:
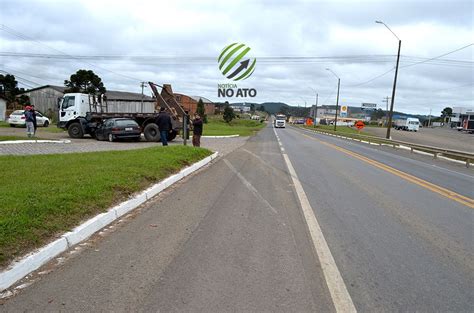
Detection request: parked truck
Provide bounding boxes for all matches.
[393,117,420,131]
[58,82,186,141]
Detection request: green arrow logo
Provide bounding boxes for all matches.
[218,43,256,81]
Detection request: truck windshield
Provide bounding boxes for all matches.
[61,96,75,109]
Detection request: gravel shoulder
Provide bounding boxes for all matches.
[363,126,474,152]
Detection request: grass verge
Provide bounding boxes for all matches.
[204,116,266,136]
[0,146,212,267]
[0,136,45,141]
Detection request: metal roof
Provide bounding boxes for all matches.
[190,96,213,104]
[22,85,154,101]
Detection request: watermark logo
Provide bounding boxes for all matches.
[218,43,256,81]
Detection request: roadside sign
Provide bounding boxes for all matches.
[340,105,348,117]
[361,103,377,111]
[355,120,365,130]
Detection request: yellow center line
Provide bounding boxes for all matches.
[297,131,474,209]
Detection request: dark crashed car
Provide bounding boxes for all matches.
[95,118,141,142]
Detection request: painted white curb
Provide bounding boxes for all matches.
[0,139,71,145]
[0,151,218,292]
[202,135,239,138]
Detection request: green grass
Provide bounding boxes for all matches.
[0,146,211,267]
[310,124,367,134]
[203,116,266,136]
[0,136,44,141]
[301,125,395,146]
[0,121,9,128]
[40,126,66,133]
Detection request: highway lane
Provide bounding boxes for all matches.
[276,126,473,312]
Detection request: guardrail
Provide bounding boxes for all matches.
[295,126,474,168]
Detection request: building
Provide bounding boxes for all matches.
[0,96,6,121]
[451,106,474,130]
[20,85,157,116]
[174,94,215,115]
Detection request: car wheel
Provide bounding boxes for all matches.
[108,133,114,142]
[43,121,49,127]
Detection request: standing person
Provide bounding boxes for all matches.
[24,106,35,138]
[192,113,203,147]
[31,105,37,136]
[155,107,172,146]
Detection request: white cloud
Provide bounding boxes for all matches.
[0,0,472,115]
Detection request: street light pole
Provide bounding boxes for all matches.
[310,87,318,125]
[376,20,401,139]
[326,68,341,131]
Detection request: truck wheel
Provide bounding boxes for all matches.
[168,130,177,141]
[143,123,160,142]
[108,133,114,142]
[68,122,84,138]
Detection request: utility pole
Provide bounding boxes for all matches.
[376,21,401,139]
[386,39,401,139]
[428,108,432,128]
[382,96,390,126]
[334,79,340,131]
[140,82,147,113]
[326,68,341,131]
[315,93,318,125]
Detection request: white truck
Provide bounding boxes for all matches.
[57,82,185,141]
[393,117,420,131]
[274,114,286,128]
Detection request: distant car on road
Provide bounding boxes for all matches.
[8,110,51,127]
[94,118,142,142]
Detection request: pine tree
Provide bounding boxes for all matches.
[196,98,208,123]
[223,105,235,123]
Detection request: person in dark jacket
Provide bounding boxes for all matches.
[31,105,37,135]
[155,107,173,146]
[24,106,35,137]
[192,113,203,147]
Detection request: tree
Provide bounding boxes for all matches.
[17,94,30,106]
[250,103,255,113]
[196,98,208,123]
[0,74,22,103]
[223,105,235,123]
[441,107,452,118]
[370,108,385,120]
[64,69,106,95]
[441,107,453,123]
[257,105,265,112]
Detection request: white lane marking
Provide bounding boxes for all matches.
[223,159,278,214]
[273,127,357,313]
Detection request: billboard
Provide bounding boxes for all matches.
[361,103,377,111]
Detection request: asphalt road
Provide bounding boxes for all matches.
[277,126,473,312]
[1,123,473,312]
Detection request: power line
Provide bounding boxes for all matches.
[346,43,473,88]
[0,24,144,83]
[400,43,473,69]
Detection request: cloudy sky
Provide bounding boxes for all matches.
[1,0,472,115]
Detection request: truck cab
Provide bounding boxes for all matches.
[274,114,286,128]
[58,93,91,129]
